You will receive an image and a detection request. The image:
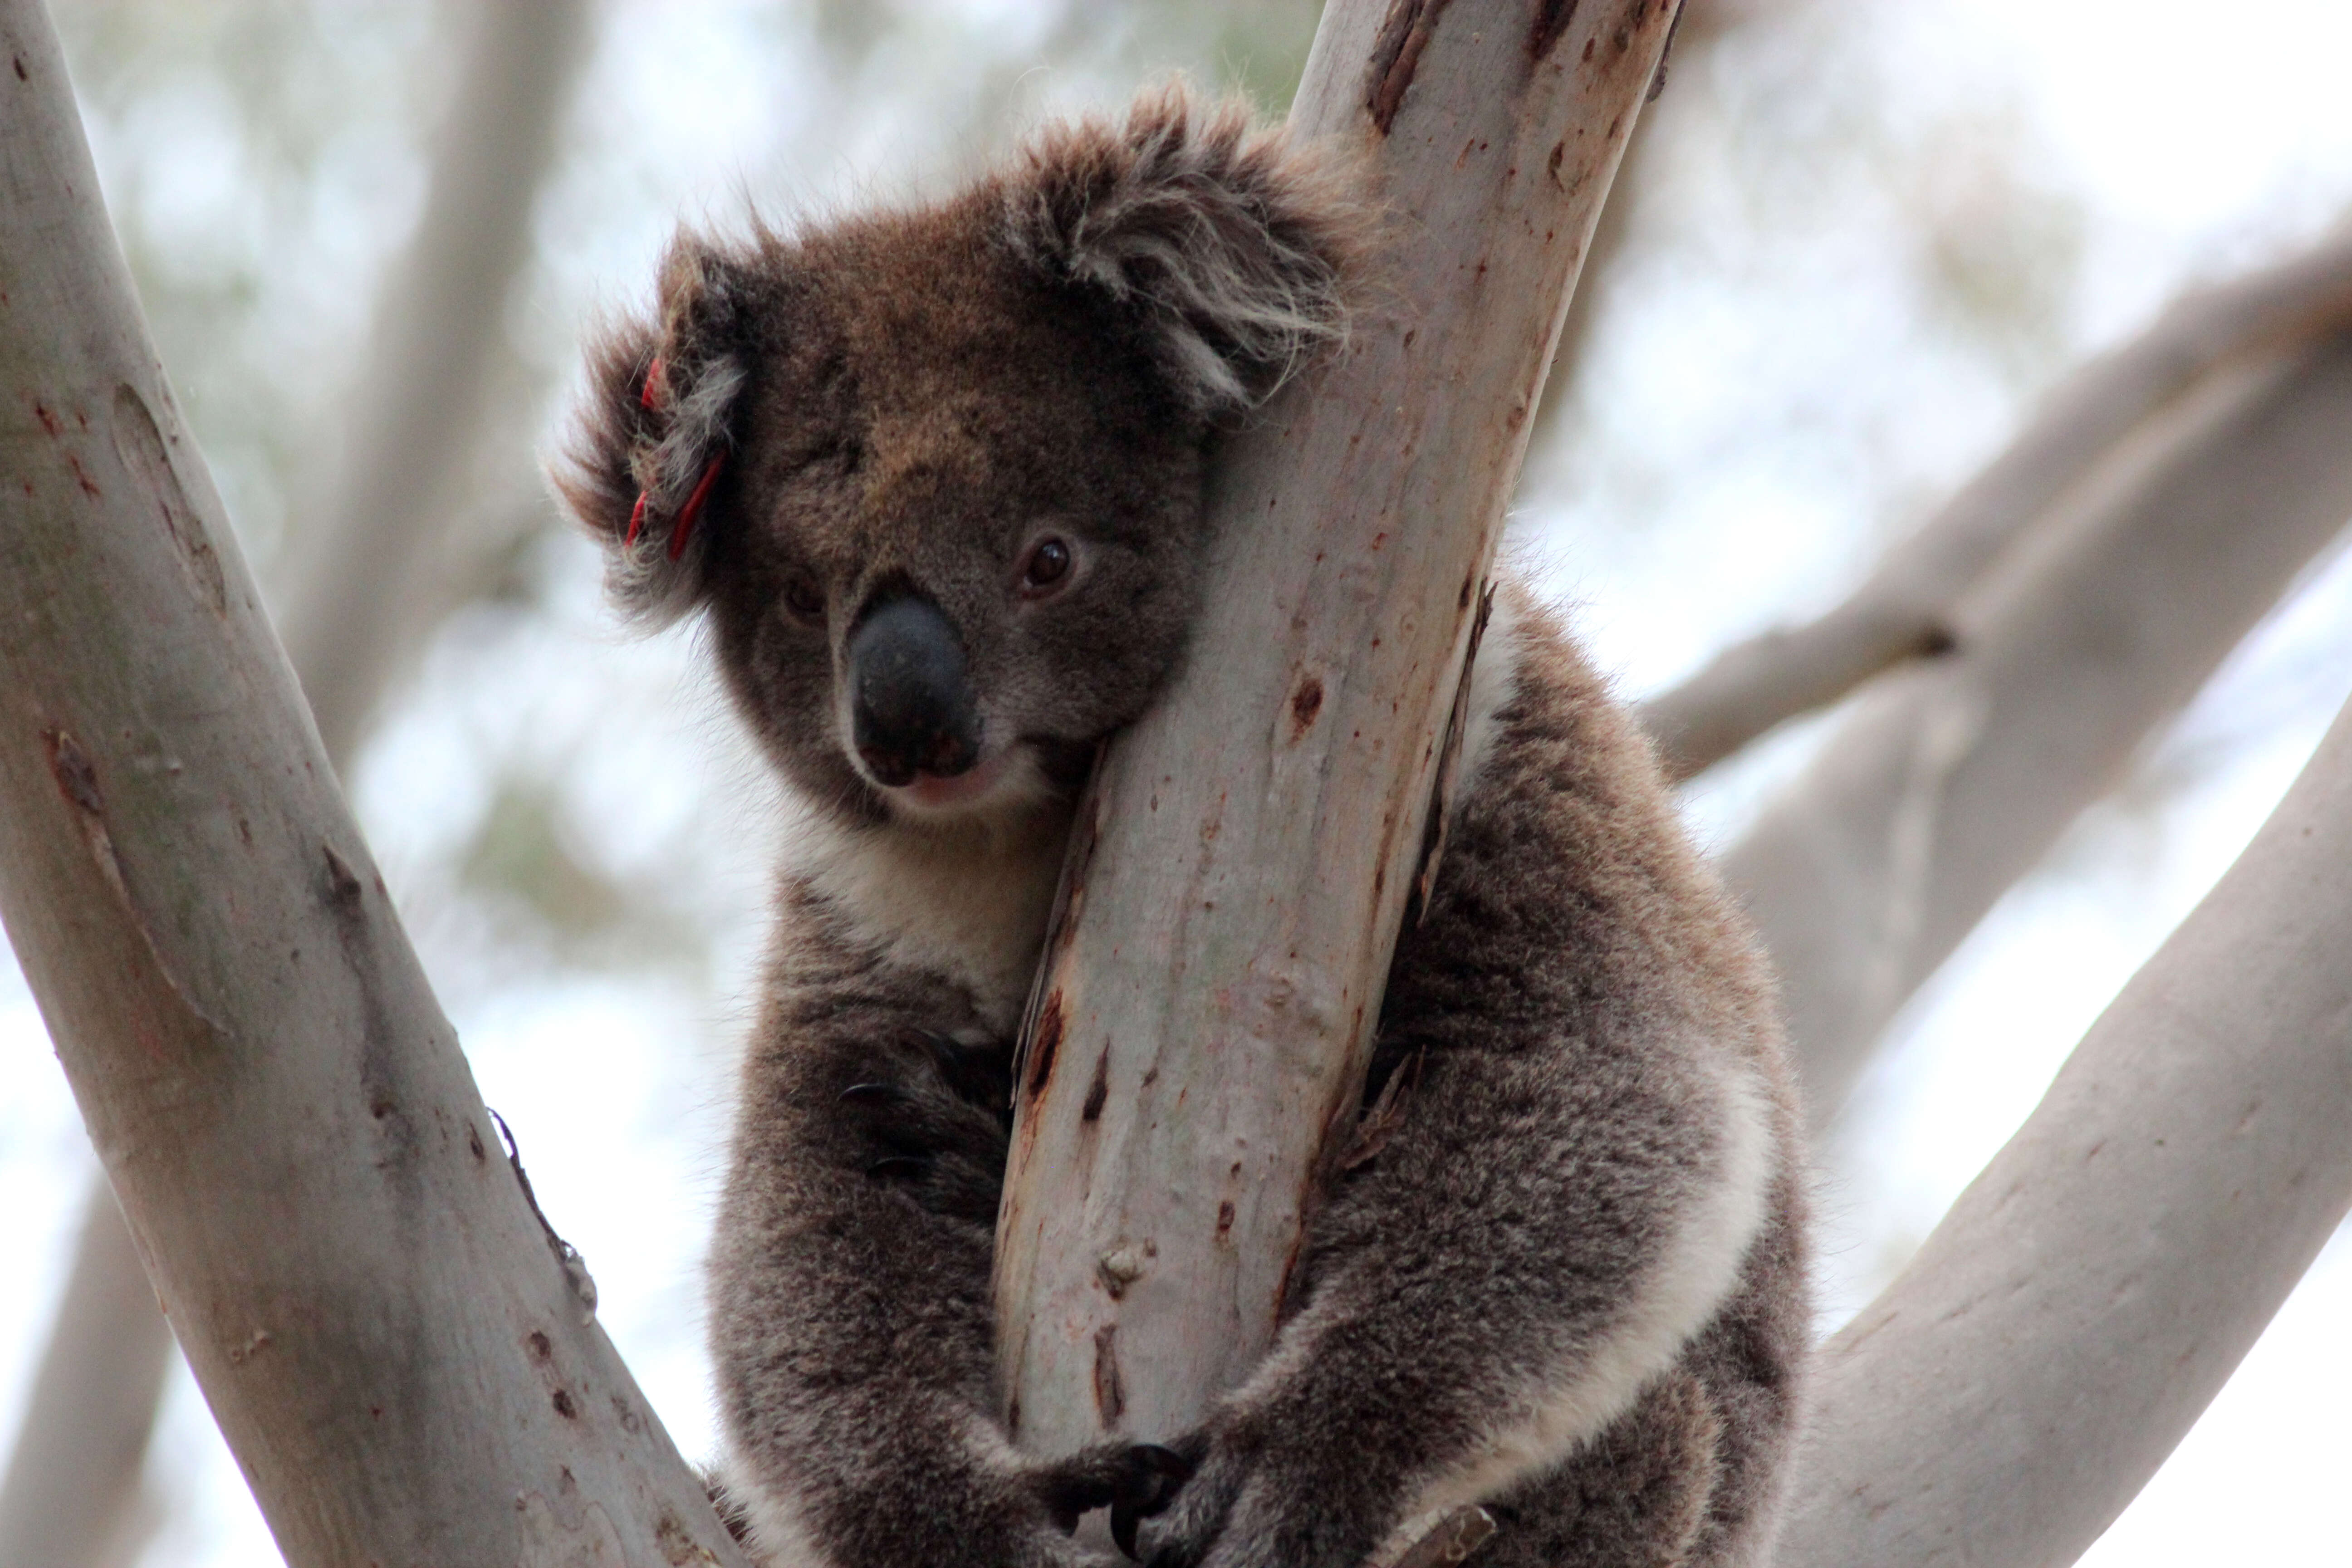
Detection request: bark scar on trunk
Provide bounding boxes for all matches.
[110,383,227,618]
[1527,0,1583,62]
[1366,0,1456,134]
[45,728,126,904]
[44,725,228,1039]
[1091,1324,1126,1427]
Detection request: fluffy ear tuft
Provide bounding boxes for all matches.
[1000,81,1359,416]
[551,234,758,626]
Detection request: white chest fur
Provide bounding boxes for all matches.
[790,806,1070,1032]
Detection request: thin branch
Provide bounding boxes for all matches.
[0,3,745,1560]
[0,1188,171,1568]
[1724,330,2352,1127]
[1642,221,2352,780]
[993,0,1681,1459]
[1779,687,2352,1568]
[278,0,591,769]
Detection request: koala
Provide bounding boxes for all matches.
[555,84,1809,1568]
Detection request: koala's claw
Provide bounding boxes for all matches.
[1127,1424,1363,1568]
[1022,1439,1195,1549]
[838,1049,1013,1221]
[842,1077,978,1156]
[897,1026,1018,1121]
[1108,1443,1196,1560]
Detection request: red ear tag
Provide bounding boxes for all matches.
[667,454,725,560]
[640,355,666,411]
[625,492,648,547]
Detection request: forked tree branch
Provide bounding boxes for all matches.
[1725,331,2352,1125]
[0,4,744,1562]
[1781,687,2352,1568]
[1641,222,2352,781]
[993,0,1681,1463]
[0,8,593,1563]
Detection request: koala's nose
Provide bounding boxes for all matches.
[847,595,981,786]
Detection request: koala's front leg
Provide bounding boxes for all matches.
[710,984,1147,1568]
[1130,1025,1779,1568]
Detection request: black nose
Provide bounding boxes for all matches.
[847,595,981,786]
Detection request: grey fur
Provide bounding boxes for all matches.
[554,83,1809,1568]
[999,83,1354,414]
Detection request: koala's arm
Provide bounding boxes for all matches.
[1137,632,1792,1568]
[708,921,1154,1568]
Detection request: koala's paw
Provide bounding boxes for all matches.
[839,1066,1008,1225]
[1125,1423,1378,1568]
[1011,1440,1189,1540]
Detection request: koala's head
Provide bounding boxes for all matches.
[554,86,1354,830]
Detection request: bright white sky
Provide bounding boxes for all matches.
[1,1,2348,1563]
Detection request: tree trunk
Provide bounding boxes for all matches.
[1780,685,2352,1568]
[0,3,742,1561]
[1641,222,2352,781]
[992,0,1683,1463]
[0,6,594,1562]
[1725,330,2352,1126]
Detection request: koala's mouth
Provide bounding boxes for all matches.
[883,745,1019,813]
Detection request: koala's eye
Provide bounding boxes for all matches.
[783,577,826,623]
[1018,535,1074,598]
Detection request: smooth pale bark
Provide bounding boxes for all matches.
[993,0,1681,1460]
[1642,221,2352,780]
[1780,689,2352,1568]
[1726,331,2352,1125]
[0,9,593,1563]
[0,5,745,1563]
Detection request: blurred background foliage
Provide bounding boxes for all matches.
[4,1,2349,1563]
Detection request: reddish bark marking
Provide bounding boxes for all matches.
[1289,675,1325,738]
[1091,1325,1126,1426]
[1081,1050,1110,1122]
[1027,990,1064,1098]
[1366,0,1456,134]
[47,728,102,818]
[1528,0,1582,59]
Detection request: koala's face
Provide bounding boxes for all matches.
[698,226,1212,826]
[557,88,1351,829]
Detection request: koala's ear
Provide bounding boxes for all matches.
[1000,81,1357,417]
[553,234,758,625]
